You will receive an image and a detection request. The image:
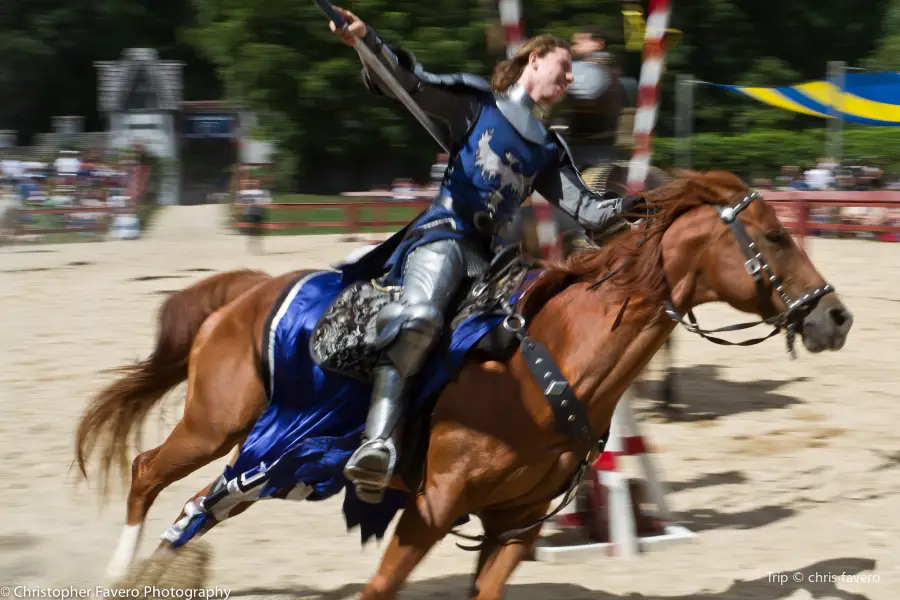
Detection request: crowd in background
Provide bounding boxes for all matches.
[1,150,131,204]
[0,149,139,241]
[750,157,900,242]
[370,153,900,243]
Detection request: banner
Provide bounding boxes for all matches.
[709,72,900,126]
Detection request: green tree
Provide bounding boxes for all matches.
[865,0,900,70]
[0,0,220,144]
[3,0,896,188]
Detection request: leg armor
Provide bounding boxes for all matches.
[344,239,467,502]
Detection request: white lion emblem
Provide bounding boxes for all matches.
[474,130,533,209]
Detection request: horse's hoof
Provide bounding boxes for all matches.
[107,541,213,591]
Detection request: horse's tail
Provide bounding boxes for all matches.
[74,268,271,495]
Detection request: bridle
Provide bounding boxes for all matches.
[662,191,835,358]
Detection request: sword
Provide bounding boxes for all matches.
[314,0,451,153]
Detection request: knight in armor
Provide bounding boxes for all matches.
[327,7,650,503]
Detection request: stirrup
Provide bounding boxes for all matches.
[343,438,397,503]
[353,483,387,504]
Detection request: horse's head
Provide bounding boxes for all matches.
[659,171,852,354]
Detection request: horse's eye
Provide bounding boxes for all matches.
[765,230,788,245]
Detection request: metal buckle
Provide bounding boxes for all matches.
[745,257,762,275]
[502,313,526,333]
[719,207,735,222]
[473,211,497,236]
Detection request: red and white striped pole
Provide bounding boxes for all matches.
[497,0,526,58]
[593,0,675,558]
[626,0,671,195]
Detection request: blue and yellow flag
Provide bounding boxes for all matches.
[712,72,900,126]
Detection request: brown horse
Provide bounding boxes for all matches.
[75,171,852,599]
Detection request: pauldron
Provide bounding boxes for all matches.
[493,82,550,144]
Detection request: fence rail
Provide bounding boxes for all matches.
[232,189,900,247]
[764,191,900,249]
[233,191,434,241]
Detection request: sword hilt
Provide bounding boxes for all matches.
[314,0,348,29]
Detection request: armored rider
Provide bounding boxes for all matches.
[328,7,650,503]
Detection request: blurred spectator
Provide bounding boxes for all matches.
[2,155,24,185]
[430,153,448,188]
[390,178,418,201]
[54,150,81,178]
[804,158,834,190]
[774,166,797,190]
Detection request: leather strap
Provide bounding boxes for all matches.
[518,335,601,449]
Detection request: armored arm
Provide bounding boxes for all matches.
[356,26,485,141]
[531,133,635,233]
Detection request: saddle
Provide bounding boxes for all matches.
[309,244,535,384]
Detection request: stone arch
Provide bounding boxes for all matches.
[96,48,183,204]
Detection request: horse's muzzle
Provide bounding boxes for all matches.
[799,292,853,353]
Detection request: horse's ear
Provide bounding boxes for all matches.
[519,269,573,321]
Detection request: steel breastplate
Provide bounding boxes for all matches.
[493,82,550,144]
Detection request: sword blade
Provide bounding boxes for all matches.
[350,38,451,153]
[312,0,450,152]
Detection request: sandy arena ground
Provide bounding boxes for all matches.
[1,204,898,599]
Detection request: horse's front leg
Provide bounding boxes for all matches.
[357,476,467,600]
[469,502,551,600]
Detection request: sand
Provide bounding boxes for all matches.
[1,205,898,599]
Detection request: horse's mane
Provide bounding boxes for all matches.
[520,170,750,317]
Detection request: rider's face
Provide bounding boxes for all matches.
[528,47,573,105]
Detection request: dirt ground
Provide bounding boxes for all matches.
[1,209,898,599]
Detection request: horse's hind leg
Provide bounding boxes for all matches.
[105,423,246,582]
[469,503,550,600]
[111,463,267,592]
[156,448,313,549]
[105,354,266,583]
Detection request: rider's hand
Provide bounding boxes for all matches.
[619,194,654,222]
[329,6,367,46]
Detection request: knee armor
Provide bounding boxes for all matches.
[372,240,467,377]
[374,301,444,377]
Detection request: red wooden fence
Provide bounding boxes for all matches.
[764,191,900,250]
[232,190,900,248]
[233,190,434,241]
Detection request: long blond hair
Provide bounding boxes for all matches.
[491,34,571,92]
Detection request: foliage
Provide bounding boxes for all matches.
[0,0,898,188]
[0,0,220,142]
[653,126,900,180]
[864,0,900,71]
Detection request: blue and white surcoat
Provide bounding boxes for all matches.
[439,101,560,227]
[340,32,629,287]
